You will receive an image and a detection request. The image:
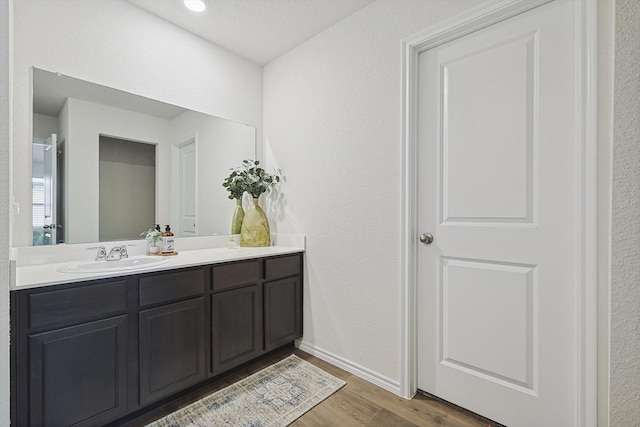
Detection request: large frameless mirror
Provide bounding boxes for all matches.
[31,68,256,245]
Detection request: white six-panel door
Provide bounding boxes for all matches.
[416,2,578,426]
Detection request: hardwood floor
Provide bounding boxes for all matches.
[291,351,495,427]
[117,345,497,427]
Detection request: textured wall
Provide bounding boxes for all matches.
[0,0,10,424]
[610,0,640,424]
[264,0,480,385]
[11,0,263,246]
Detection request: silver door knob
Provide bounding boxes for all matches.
[419,233,434,244]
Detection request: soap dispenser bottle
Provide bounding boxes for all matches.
[161,225,175,254]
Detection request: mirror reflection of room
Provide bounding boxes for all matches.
[29,68,256,245]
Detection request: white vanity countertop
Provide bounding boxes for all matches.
[11,235,305,290]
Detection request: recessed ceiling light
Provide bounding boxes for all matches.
[184,0,207,13]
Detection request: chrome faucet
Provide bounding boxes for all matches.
[107,245,132,261]
[119,244,130,259]
[89,244,133,261]
[88,246,107,261]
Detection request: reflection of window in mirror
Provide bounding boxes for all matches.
[99,136,156,241]
[32,133,64,246]
[32,141,48,244]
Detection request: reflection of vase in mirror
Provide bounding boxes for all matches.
[240,198,270,247]
[231,199,244,234]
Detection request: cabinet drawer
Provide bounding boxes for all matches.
[212,260,259,292]
[264,254,302,281]
[139,268,204,306]
[29,280,127,330]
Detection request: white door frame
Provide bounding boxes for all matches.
[400,1,598,425]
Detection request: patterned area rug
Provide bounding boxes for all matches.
[146,355,346,427]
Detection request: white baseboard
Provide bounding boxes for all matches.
[295,339,402,397]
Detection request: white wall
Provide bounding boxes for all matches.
[33,113,58,140]
[12,0,263,247]
[610,0,640,424]
[0,0,10,424]
[264,0,481,387]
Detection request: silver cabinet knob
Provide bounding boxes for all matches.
[419,233,434,244]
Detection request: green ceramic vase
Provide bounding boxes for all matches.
[231,198,245,234]
[240,198,270,247]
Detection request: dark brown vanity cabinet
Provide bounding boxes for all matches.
[12,278,131,427]
[211,260,263,374]
[11,252,303,426]
[138,269,206,405]
[211,285,262,374]
[264,256,303,351]
[210,255,303,372]
[264,276,302,351]
[28,316,129,427]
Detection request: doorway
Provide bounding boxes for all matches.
[99,136,156,241]
[172,135,197,237]
[402,1,597,426]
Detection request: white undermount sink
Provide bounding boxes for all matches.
[57,256,171,274]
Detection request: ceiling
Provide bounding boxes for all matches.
[125,0,375,65]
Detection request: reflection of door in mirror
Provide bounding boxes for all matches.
[99,136,156,241]
[176,137,197,237]
[32,134,62,245]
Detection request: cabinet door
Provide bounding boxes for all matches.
[28,316,128,427]
[212,285,262,374]
[264,277,302,351]
[139,298,205,405]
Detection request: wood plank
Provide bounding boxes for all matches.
[344,374,488,427]
[368,409,421,427]
[303,386,383,425]
[289,392,370,427]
